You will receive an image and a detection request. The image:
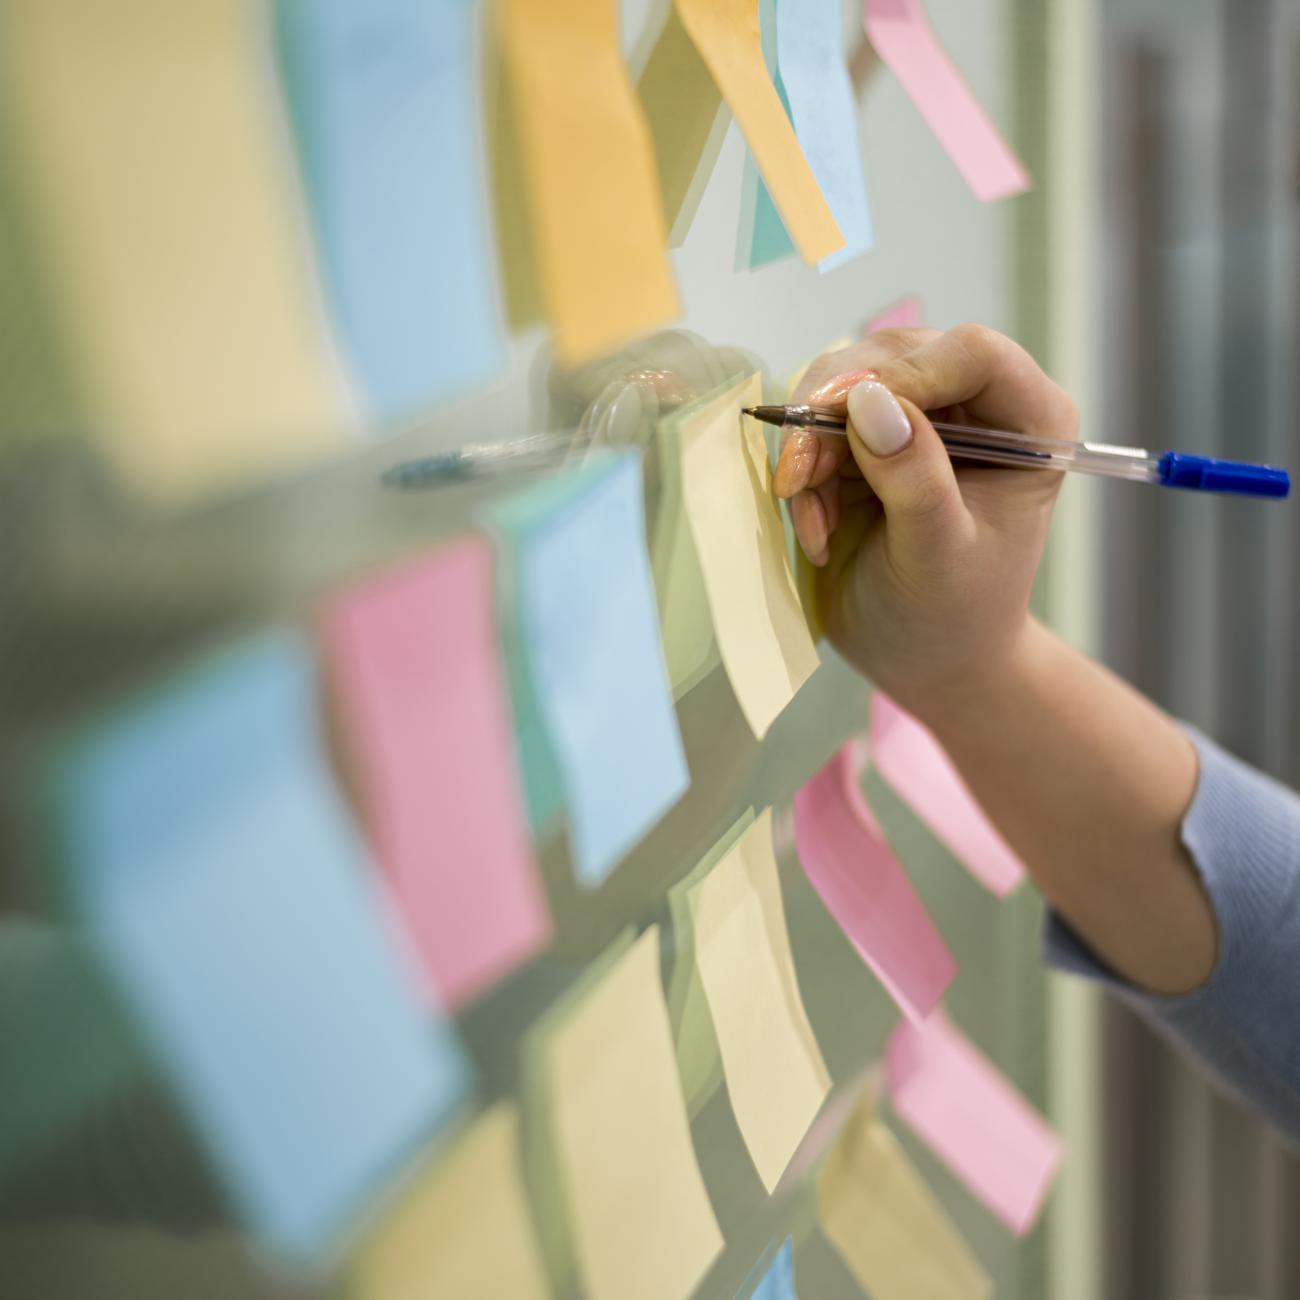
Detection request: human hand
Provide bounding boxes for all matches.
[773,324,1077,723]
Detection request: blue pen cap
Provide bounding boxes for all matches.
[1158,451,1291,498]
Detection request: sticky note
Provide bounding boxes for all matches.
[793,742,955,1022]
[538,927,723,1300]
[321,538,551,1012]
[52,635,471,1257]
[352,1103,550,1299]
[496,454,689,884]
[497,0,679,365]
[274,0,503,425]
[0,0,350,504]
[865,295,923,335]
[689,809,830,1192]
[639,8,730,247]
[819,1099,991,1300]
[677,373,819,738]
[870,690,1025,896]
[675,0,844,264]
[748,1238,797,1299]
[885,1009,1064,1234]
[863,0,1030,202]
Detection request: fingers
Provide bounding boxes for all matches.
[775,428,850,497]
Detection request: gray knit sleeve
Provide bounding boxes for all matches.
[1042,727,1300,1146]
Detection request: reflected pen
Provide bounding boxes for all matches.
[743,404,1291,499]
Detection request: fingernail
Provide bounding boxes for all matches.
[808,367,879,407]
[776,431,818,497]
[846,380,912,457]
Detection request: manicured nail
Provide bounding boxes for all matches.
[846,380,912,457]
[776,430,818,497]
[808,367,879,407]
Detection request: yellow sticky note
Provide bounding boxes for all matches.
[543,927,723,1300]
[678,372,819,738]
[638,8,730,248]
[497,0,680,366]
[689,808,830,1191]
[352,1104,551,1300]
[674,0,843,265]
[818,1102,992,1300]
[0,0,350,504]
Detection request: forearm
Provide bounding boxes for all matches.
[922,618,1214,995]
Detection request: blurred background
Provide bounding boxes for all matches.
[0,0,1298,1297]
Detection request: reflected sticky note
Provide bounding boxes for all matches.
[678,373,819,738]
[819,1100,991,1300]
[0,0,350,503]
[541,927,723,1300]
[749,1237,797,1299]
[496,455,689,884]
[352,1103,549,1300]
[639,8,730,247]
[793,742,955,1022]
[689,809,830,1192]
[885,1009,1064,1235]
[863,0,1029,202]
[870,690,1025,896]
[497,0,679,365]
[53,635,470,1257]
[865,295,923,335]
[275,0,503,425]
[321,538,551,1011]
[676,0,843,264]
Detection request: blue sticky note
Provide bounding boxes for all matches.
[497,454,690,884]
[748,1238,797,1299]
[275,0,503,424]
[53,635,471,1257]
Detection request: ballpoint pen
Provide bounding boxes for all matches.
[743,404,1291,498]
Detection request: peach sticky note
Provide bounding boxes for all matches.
[497,0,679,365]
[793,742,955,1022]
[864,296,923,335]
[885,1009,1064,1235]
[689,809,831,1192]
[0,0,350,504]
[677,372,819,738]
[352,1103,550,1300]
[863,0,1030,202]
[819,1097,992,1300]
[675,0,844,264]
[869,690,1025,897]
[541,927,723,1300]
[322,538,551,1011]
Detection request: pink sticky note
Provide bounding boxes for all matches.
[321,538,552,1011]
[864,295,922,336]
[870,690,1025,896]
[885,1009,1064,1234]
[794,741,956,1022]
[864,0,1030,202]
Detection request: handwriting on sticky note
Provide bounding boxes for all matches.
[0,0,350,503]
[497,0,679,365]
[863,0,1029,202]
[321,538,551,1012]
[498,454,689,884]
[678,373,819,738]
[274,0,503,423]
[689,809,829,1192]
[870,690,1025,896]
[353,1103,550,1299]
[819,1098,992,1300]
[794,742,955,1022]
[54,635,470,1257]
[748,1237,797,1299]
[885,1008,1064,1234]
[675,0,843,264]
[542,928,723,1300]
[865,296,923,334]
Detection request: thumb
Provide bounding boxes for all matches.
[844,379,967,552]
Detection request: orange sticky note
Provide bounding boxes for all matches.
[675,0,844,265]
[497,0,680,365]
